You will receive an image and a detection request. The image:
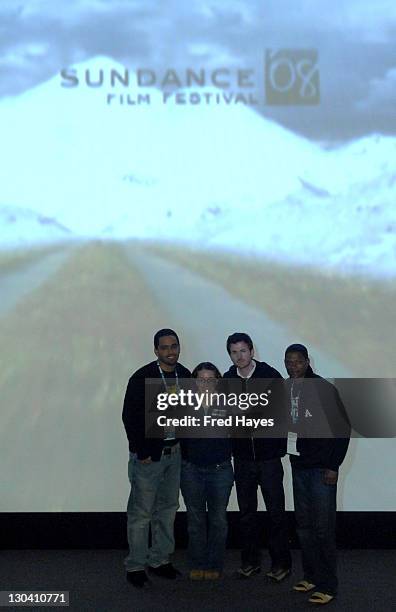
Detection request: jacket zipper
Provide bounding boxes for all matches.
[245,377,256,461]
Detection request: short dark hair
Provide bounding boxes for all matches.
[192,362,222,379]
[154,328,180,349]
[226,332,253,354]
[285,343,309,359]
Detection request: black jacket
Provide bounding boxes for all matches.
[122,360,191,461]
[180,399,232,466]
[223,359,287,461]
[181,433,232,467]
[288,368,351,472]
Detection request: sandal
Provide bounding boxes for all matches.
[293,580,316,592]
[189,569,204,580]
[308,591,334,605]
[204,570,221,580]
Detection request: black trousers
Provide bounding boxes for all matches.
[234,457,291,569]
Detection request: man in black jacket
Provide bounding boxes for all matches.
[284,343,350,605]
[122,329,190,588]
[224,332,291,580]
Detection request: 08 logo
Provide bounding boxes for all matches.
[265,49,320,105]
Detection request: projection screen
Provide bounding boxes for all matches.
[0,0,395,512]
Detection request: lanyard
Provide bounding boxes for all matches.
[157,361,179,392]
[157,361,178,442]
[290,381,302,425]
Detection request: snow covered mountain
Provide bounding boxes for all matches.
[208,165,396,276]
[0,204,71,248]
[0,55,395,276]
[0,55,320,231]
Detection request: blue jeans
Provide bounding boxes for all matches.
[124,445,181,572]
[292,467,338,595]
[180,460,234,571]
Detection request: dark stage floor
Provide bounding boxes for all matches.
[1,549,394,611]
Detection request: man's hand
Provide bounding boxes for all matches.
[139,456,152,464]
[324,469,338,485]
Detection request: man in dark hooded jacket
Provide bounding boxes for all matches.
[224,332,291,581]
[284,343,350,605]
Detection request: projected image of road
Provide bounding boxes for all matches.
[0,0,395,512]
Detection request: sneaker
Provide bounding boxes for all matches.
[189,569,204,581]
[237,565,261,579]
[148,563,181,579]
[126,570,149,588]
[266,566,291,582]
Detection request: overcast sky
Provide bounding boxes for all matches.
[1,0,396,141]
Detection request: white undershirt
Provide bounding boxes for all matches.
[237,360,256,379]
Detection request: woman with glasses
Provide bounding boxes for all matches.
[180,362,234,580]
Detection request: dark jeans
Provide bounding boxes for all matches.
[234,457,291,569]
[292,467,338,595]
[180,460,234,571]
